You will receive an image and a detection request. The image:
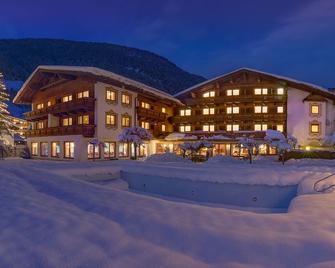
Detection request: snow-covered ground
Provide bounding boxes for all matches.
[1,158,335,267]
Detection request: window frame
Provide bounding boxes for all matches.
[106,88,118,103]
[64,141,75,159]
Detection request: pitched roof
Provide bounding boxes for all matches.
[14,65,181,104]
[174,67,335,99]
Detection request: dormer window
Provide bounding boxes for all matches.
[203,91,215,98]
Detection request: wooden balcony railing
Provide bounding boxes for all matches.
[183,95,286,105]
[24,98,95,120]
[136,107,167,121]
[171,113,286,124]
[25,125,95,138]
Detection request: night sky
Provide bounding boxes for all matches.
[1,0,334,87]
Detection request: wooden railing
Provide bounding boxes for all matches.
[136,107,167,121]
[24,98,95,120]
[25,125,95,137]
[183,95,286,105]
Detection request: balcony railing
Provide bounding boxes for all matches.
[171,113,286,124]
[25,125,95,138]
[24,98,95,120]
[137,107,167,121]
[183,95,286,105]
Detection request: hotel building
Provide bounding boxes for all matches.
[14,66,335,160]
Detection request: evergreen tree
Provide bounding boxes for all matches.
[0,73,15,139]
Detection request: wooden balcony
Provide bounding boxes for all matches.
[137,107,167,121]
[183,95,286,105]
[24,98,95,120]
[171,113,286,124]
[25,125,95,138]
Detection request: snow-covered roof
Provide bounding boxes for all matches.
[174,67,335,98]
[14,65,182,104]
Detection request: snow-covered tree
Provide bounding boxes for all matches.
[118,126,152,159]
[287,134,298,149]
[179,141,213,161]
[238,136,258,164]
[0,73,15,140]
[265,130,292,165]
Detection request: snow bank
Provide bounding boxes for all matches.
[146,153,191,163]
[206,155,239,164]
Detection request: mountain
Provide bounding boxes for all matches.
[0,39,205,95]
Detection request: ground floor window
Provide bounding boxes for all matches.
[87,143,100,159]
[213,144,231,156]
[118,142,129,157]
[51,142,60,157]
[104,142,116,159]
[31,142,38,156]
[40,142,48,157]
[64,141,75,158]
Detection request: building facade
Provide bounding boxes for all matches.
[14,66,335,160]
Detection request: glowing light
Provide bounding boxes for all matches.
[305,146,311,151]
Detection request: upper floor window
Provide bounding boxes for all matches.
[310,122,320,134]
[277,88,284,95]
[311,104,320,115]
[203,91,215,98]
[254,106,268,113]
[37,121,44,129]
[141,121,150,129]
[180,125,191,132]
[105,112,117,127]
[78,115,89,125]
[161,107,166,113]
[227,107,239,114]
[106,88,117,102]
[277,124,284,132]
[121,114,131,127]
[203,124,215,132]
[180,109,191,116]
[226,124,239,131]
[47,101,52,107]
[62,117,73,126]
[161,124,166,132]
[277,106,284,113]
[62,95,73,103]
[77,90,89,99]
[36,103,44,110]
[121,93,131,105]
[141,102,150,109]
[203,107,215,115]
[254,124,268,131]
[254,88,268,95]
[227,89,240,96]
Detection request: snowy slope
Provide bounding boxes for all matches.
[0,159,335,267]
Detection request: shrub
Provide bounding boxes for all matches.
[283,150,335,161]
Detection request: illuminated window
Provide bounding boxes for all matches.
[227,89,240,96]
[121,114,131,127]
[62,117,73,126]
[310,123,320,133]
[47,101,52,107]
[31,142,38,156]
[227,124,239,131]
[180,125,191,132]
[77,90,89,98]
[161,124,166,132]
[78,115,89,125]
[254,88,268,95]
[104,142,116,159]
[64,141,75,158]
[277,88,284,95]
[203,124,215,132]
[118,142,129,157]
[141,121,150,129]
[141,102,150,109]
[51,142,60,157]
[277,125,284,132]
[62,95,73,103]
[161,107,166,113]
[203,91,215,98]
[87,143,100,159]
[311,105,320,115]
[121,93,131,105]
[203,107,215,115]
[37,121,44,129]
[227,106,239,114]
[106,88,117,102]
[36,103,44,110]
[254,106,268,113]
[277,106,284,113]
[105,113,116,127]
[40,142,48,157]
[254,124,268,131]
[180,109,191,116]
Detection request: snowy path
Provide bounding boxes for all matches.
[0,159,335,267]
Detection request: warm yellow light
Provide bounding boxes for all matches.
[305,146,311,151]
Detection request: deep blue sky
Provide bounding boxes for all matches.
[1,0,335,87]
